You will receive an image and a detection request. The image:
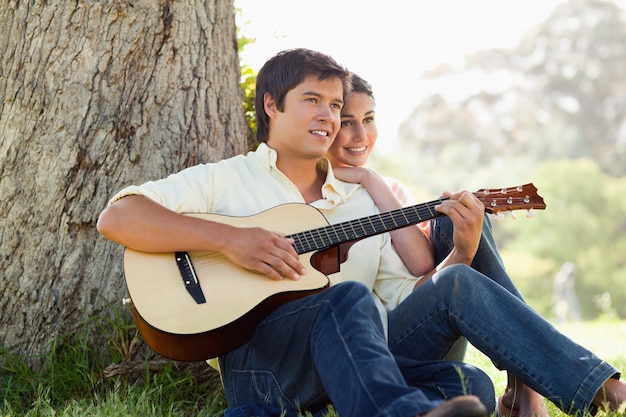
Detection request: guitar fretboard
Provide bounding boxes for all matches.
[288,197,447,254]
[286,183,545,254]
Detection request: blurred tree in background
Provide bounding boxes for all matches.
[396,0,626,186]
[379,0,626,319]
[495,159,626,319]
[237,24,257,149]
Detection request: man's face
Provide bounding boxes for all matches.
[265,75,344,161]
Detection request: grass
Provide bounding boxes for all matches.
[0,306,227,416]
[1,316,624,416]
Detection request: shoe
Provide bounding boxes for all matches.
[496,396,519,417]
[420,395,488,417]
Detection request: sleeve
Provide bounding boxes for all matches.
[107,163,218,214]
[385,177,418,206]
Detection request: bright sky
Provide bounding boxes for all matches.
[235,0,625,152]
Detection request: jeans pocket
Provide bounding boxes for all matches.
[230,369,296,410]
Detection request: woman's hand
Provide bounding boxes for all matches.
[435,191,484,264]
[332,166,372,184]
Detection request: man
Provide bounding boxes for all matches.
[97,48,491,417]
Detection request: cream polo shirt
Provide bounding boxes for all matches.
[110,143,421,327]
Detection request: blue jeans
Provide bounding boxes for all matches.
[388,262,618,415]
[431,215,524,301]
[220,281,494,417]
[425,215,619,413]
[431,215,525,362]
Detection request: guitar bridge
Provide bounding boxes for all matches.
[175,252,207,304]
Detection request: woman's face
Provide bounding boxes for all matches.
[327,92,378,167]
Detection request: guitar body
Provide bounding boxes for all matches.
[124,203,332,361]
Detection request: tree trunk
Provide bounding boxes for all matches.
[0,0,248,366]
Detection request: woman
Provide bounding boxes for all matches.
[326,73,626,417]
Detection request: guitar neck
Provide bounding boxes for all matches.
[287,182,547,255]
[288,198,447,255]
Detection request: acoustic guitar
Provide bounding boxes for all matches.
[123,183,545,361]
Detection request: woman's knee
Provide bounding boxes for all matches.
[432,265,492,298]
[432,264,475,286]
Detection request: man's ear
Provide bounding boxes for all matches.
[264,92,278,117]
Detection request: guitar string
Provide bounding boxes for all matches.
[290,199,444,254]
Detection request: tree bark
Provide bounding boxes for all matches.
[0,0,248,366]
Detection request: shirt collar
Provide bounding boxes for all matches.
[252,142,278,170]
[252,143,361,208]
[315,157,361,209]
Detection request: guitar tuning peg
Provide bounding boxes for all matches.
[510,211,517,220]
[494,212,505,222]
[526,209,536,218]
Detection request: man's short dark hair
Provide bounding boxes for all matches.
[255,48,351,143]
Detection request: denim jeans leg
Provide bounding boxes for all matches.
[220,281,443,417]
[388,266,618,415]
[431,215,527,362]
[430,215,524,300]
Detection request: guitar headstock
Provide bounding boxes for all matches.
[473,183,546,219]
